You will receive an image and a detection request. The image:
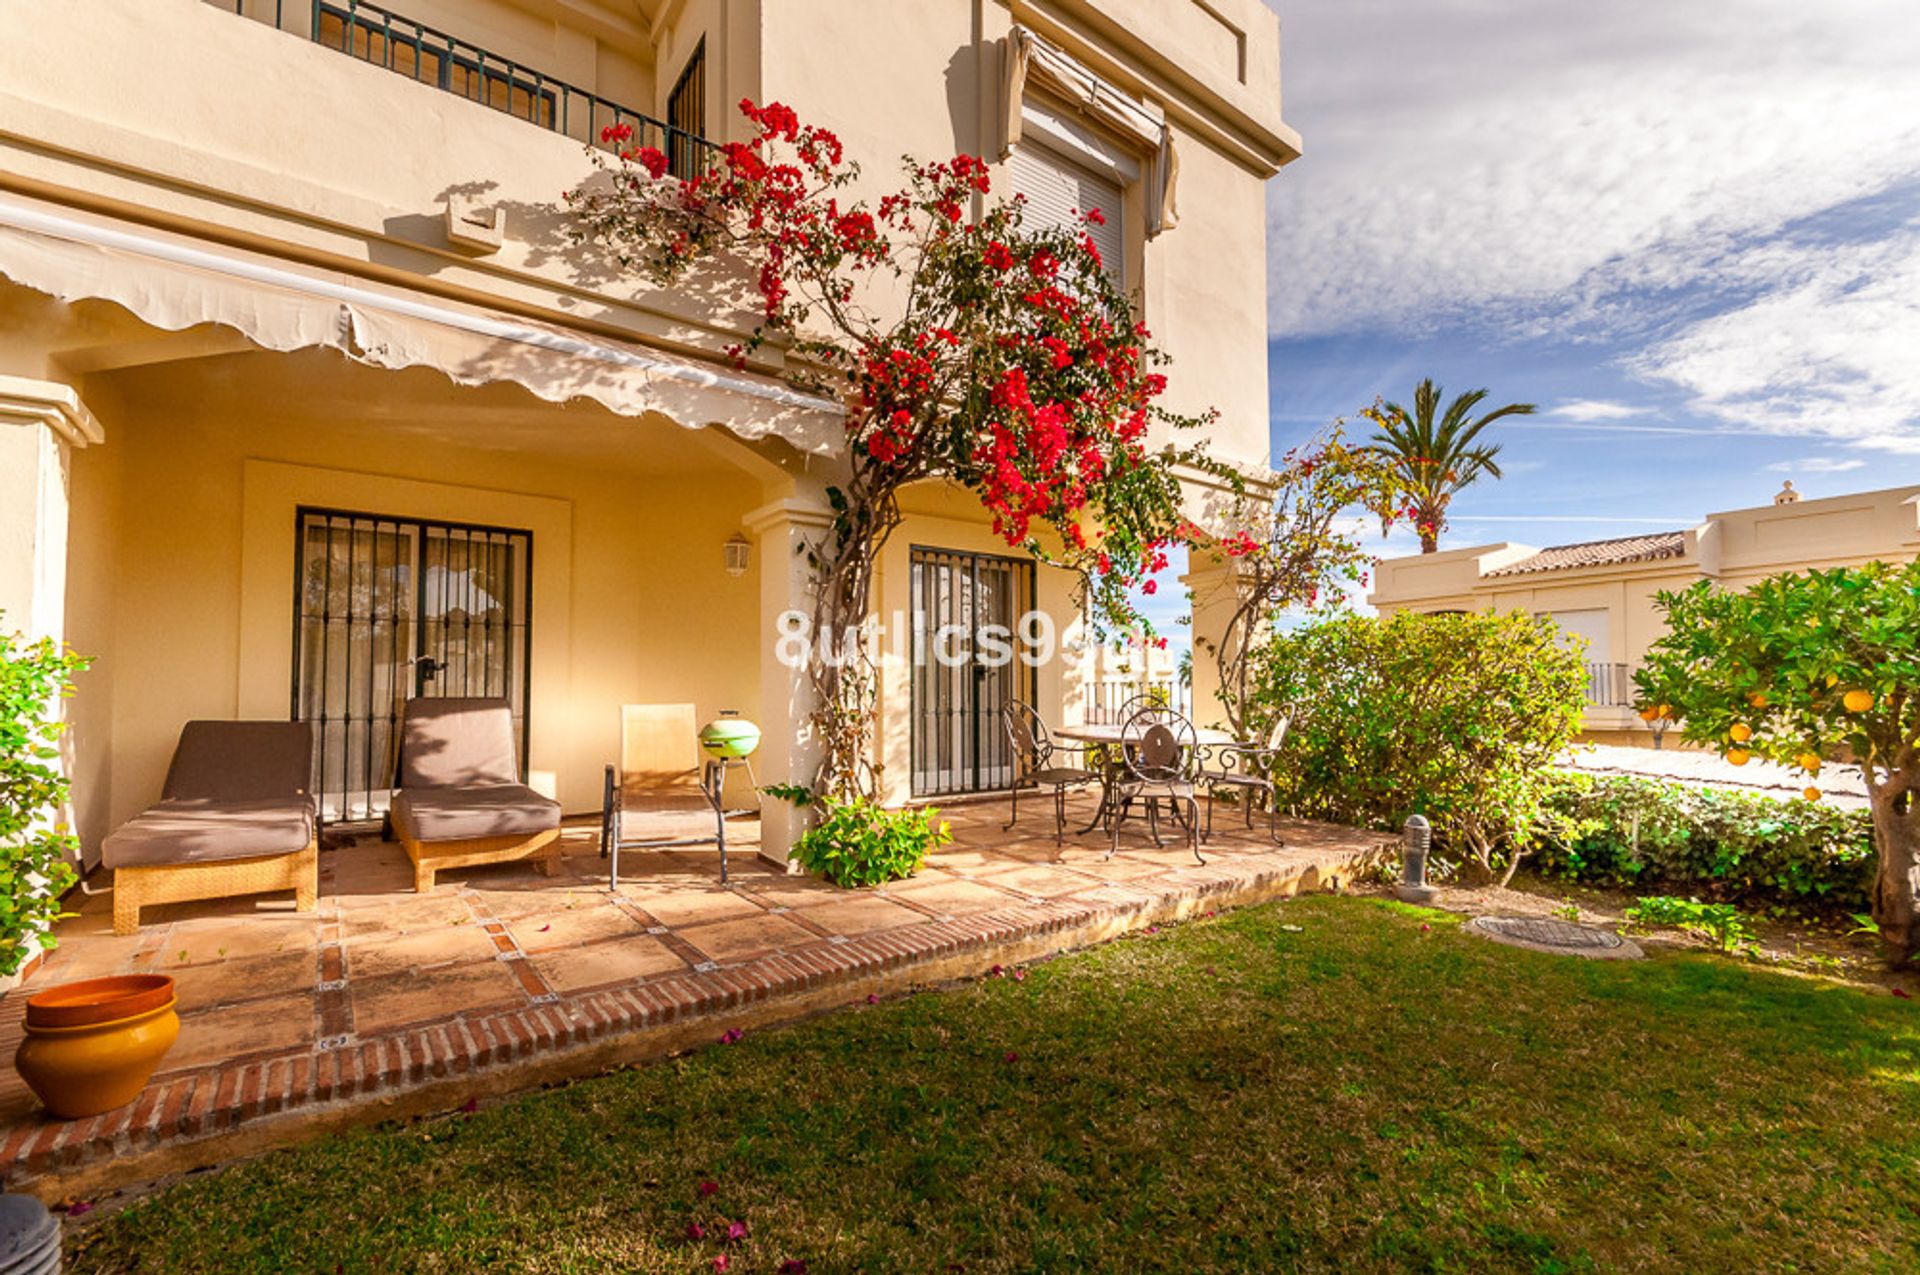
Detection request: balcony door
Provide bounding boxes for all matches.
[910,548,1036,797]
[293,507,532,824]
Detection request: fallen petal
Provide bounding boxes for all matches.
[727,1220,749,1241]
[698,1179,719,1197]
[686,1222,707,1241]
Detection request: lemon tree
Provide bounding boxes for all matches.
[1636,561,1920,964]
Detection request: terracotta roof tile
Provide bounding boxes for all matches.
[1485,531,1688,578]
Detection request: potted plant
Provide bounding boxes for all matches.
[15,973,180,1118]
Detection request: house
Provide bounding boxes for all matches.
[0,0,1300,869]
[1368,481,1920,743]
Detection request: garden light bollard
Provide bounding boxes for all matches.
[1396,814,1439,904]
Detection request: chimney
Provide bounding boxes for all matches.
[1774,480,1800,505]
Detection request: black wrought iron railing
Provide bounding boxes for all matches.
[1585,661,1635,708]
[218,0,717,169]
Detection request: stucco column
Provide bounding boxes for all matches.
[1182,552,1250,734]
[0,376,102,640]
[743,496,836,867]
[0,377,103,982]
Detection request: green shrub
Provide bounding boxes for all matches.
[0,623,88,977]
[1623,896,1758,954]
[791,797,950,888]
[1535,771,1874,912]
[1248,610,1587,883]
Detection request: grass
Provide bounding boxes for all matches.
[70,896,1920,1273]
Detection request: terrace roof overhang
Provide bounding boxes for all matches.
[0,194,844,455]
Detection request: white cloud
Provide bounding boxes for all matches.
[1547,400,1654,421]
[1764,457,1868,474]
[1266,0,1920,340]
[1629,226,1920,445]
[1263,0,1920,448]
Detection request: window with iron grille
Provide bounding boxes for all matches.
[667,39,706,179]
[292,507,533,825]
[910,548,1038,797]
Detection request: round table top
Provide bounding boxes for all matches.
[1054,722,1236,746]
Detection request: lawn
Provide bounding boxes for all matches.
[70,896,1920,1273]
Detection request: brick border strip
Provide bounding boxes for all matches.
[1,845,1368,1198]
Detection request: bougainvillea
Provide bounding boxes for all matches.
[568,101,1224,797]
[1191,424,1404,737]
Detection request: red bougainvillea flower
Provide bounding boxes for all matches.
[779,1261,811,1274]
[719,1028,744,1045]
[1895,987,1912,1000]
[1003,1050,1019,1064]
[698,1180,719,1197]
[686,1222,708,1241]
[714,1256,731,1273]
[727,1221,750,1242]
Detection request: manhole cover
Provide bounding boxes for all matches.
[1469,916,1643,959]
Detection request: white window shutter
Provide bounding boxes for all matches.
[1006,142,1124,285]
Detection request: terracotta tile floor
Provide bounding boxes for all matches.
[0,792,1384,1165]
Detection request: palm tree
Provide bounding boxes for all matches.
[1363,378,1535,553]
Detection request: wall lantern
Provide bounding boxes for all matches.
[724,533,752,577]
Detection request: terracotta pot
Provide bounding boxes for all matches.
[14,975,180,1120]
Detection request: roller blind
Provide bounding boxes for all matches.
[1006,142,1124,286]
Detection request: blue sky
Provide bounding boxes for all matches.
[1129,0,1920,654]
[1261,0,1920,559]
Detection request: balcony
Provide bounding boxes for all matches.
[1585,661,1634,708]
[216,0,714,171]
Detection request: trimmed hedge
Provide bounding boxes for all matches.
[1534,771,1875,912]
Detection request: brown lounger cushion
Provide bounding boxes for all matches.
[391,784,560,843]
[102,721,317,869]
[397,698,521,789]
[102,797,315,869]
[163,721,314,803]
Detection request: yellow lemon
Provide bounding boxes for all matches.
[1729,723,1752,742]
[1655,704,1673,720]
[1797,751,1822,773]
[1843,689,1875,713]
[1803,786,1822,803]
[1726,749,1750,766]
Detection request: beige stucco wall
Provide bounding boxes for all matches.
[3,0,1297,862]
[1370,485,1920,737]
[62,352,769,851]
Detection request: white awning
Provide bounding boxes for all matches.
[0,196,843,453]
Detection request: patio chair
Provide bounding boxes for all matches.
[1001,701,1098,845]
[391,697,562,892]
[601,703,730,885]
[1200,711,1291,844]
[101,721,319,935]
[1109,707,1205,865]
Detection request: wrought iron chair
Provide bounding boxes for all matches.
[1002,701,1099,844]
[1200,711,1291,844]
[1109,707,1204,864]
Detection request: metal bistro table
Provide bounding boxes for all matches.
[1053,721,1235,839]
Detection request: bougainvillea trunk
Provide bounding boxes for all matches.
[1868,788,1920,964]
